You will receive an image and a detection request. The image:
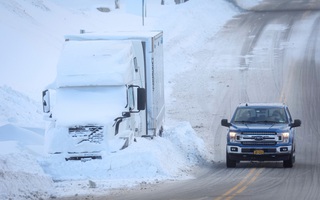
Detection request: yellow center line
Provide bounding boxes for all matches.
[225,168,264,200]
[215,168,264,200]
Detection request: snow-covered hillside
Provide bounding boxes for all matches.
[0,0,241,199]
[0,86,43,127]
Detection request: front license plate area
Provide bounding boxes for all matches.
[254,150,264,155]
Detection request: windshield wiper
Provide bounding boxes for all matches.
[234,120,254,123]
[255,120,278,124]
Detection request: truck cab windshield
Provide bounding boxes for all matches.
[53,86,127,126]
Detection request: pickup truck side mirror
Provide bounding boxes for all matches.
[291,119,301,128]
[221,119,231,127]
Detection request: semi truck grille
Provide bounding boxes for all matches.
[69,125,103,144]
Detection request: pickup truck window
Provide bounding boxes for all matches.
[233,107,288,123]
[286,107,293,123]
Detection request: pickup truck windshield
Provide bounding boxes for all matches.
[232,107,288,123]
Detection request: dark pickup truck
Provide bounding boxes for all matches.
[221,103,301,168]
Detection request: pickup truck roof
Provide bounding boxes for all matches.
[237,103,286,108]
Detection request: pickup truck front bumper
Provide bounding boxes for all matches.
[227,145,293,161]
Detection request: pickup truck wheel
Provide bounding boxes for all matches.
[283,155,293,168]
[226,153,236,168]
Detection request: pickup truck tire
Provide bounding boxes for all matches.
[283,154,294,168]
[226,153,236,168]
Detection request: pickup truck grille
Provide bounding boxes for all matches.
[242,132,276,135]
[241,141,277,146]
[238,132,279,146]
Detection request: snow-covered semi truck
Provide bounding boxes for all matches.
[42,31,165,160]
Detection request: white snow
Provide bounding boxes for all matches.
[0,0,241,199]
[56,40,135,87]
[234,0,263,9]
[53,87,126,126]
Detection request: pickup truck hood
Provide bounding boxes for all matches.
[230,123,289,132]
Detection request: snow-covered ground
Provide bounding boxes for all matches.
[0,0,251,199]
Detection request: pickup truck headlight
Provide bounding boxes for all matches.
[229,131,238,142]
[282,132,290,143]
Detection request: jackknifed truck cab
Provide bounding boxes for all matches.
[42,31,165,160]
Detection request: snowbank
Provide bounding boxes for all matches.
[233,0,263,9]
[0,112,207,199]
[39,122,207,197]
[0,141,53,200]
[0,86,43,127]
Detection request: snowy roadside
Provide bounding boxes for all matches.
[0,95,208,199]
[40,122,207,198]
[0,141,53,200]
[0,0,240,199]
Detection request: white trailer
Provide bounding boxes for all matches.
[42,31,165,160]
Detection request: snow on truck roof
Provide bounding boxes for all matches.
[65,30,163,42]
[55,40,134,87]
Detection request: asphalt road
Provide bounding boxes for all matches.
[57,1,320,199]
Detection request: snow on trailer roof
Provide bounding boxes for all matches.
[55,40,134,87]
[65,30,163,42]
